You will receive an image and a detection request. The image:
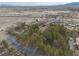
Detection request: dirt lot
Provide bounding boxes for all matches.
[0,16,36,30]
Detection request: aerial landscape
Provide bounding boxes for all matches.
[0,2,79,56]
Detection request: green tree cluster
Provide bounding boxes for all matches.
[7,23,73,56]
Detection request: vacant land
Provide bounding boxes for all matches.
[0,8,79,56]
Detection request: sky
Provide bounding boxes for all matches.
[0,2,71,6]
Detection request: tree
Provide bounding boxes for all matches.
[7,22,73,56]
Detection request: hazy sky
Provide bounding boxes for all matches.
[0,2,71,6]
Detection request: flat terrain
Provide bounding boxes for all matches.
[0,16,35,30]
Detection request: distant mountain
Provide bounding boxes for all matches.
[0,2,79,9]
[0,4,65,9]
[49,2,79,9]
[0,2,66,8]
[64,2,79,7]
